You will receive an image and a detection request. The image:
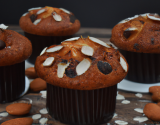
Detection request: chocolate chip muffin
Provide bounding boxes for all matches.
[0,24,32,103]
[35,36,128,125]
[19,6,81,64]
[110,13,160,83]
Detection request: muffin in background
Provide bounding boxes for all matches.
[110,13,160,83]
[19,6,81,64]
[35,36,128,125]
[0,24,32,103]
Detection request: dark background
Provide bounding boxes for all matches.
[0,0,160,28]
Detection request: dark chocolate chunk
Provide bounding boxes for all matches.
[30,14,37,23]
[151,38,154,44]
[133,43,139,50]
[70,15,76,23]
[139,20,144,24]
[90,57,96,61]
[97,61,112,75]
[61,59,68,64]
[0,40,6,50]
[123,30,131,39]
[65,59,78,78]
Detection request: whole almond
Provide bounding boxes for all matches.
[30,78,46,92]
[1,117,33,125]
[6,103,32,115]
[25,67,38,79]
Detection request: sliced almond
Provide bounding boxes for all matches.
[125,27,138,31]
[134,108,143,113]
[59,8,71,14]
[40,47,47,56]
[40,91,46,98]
[128,15,139,20]
[52,12,62,21]
[63,37,80,42]
[0,24,8,29]
[37,9,46,15]
[22,12,28,16]
[121,100,130,104]
[120,56,127,72]
[46,45,63,53]
[89,37,111,48]
[133,116,148,123]
[39,118,48,124]
[135,93,142,98]
[140,13,149,17]
[28,7,42,11]
[0,112,8,117]
[33,19,41,25]
[57,62,70,78]
[147,13,160,21]
[113,113,118,118]
[81,46,94,56]
[118,19,130,24]
[115,120,128,125]
[76,58,91,76]
[32,114,41,120]
[43,57,54,66]
[116,94,125,100]
[39,108,48,114]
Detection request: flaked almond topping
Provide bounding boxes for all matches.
[32,114,41,120]
[116,94,125,100]
[43,57,54,66]
[63,37,80,42]
[135,93,142,98]
[81,45,94,56]
[134,108,143,113]
[40,91,46,98]
[33,18,41,25]
[115,120,128,125]
[22,12,28,16]
[37,9,46,15]
[0,112,8,117]
[128,15,138,20]
[52,12,62,21]
[125,27,138,31]
[59,8,71,14]
[76,58,91,76]
[89,36,111,48]
[40,47,47,56]
[140,13,149,17]
[118,19,130,24]
[39,118,48,124]
[147,13,160,21]
[28,7,42,11]
[0,24,8,29]
[121,100,130,104]
[57,62,70,78]
[46,45,63,53]
[120,56,127,72]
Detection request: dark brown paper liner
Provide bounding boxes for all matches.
[0,61,25,103]
[119,49,160,83]
[24,32,72,64]
[47,84,117,125]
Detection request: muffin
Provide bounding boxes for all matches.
[35,36,128,125]
[110,13,160,83]
[19,6,81,64]
[0,24,32,103]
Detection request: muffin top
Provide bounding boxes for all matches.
[35,36,128,90]
[110,13,160,53]
[19,6,81,36]
[0,24,32,66]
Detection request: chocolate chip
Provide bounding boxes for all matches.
[65,59,78,78]
[139,20,144,24]
[97,61,112,75]
[123,30,131,39]
[0,40,6,50]
[70,15,76,23]
[134,43,139,50]
[151,38,154,44]
[90,57,96,61]
[61,59,68,64]
[30,14,37,23]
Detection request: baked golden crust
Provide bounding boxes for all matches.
[110,13,160,53]
[35,37,128,90]
[0,29,32,66]
[19,7,81,36]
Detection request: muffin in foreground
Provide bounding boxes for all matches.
[19,6,81,64]
[110,13,160,83]
[0,24,32,103]
[35,36,128,125]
